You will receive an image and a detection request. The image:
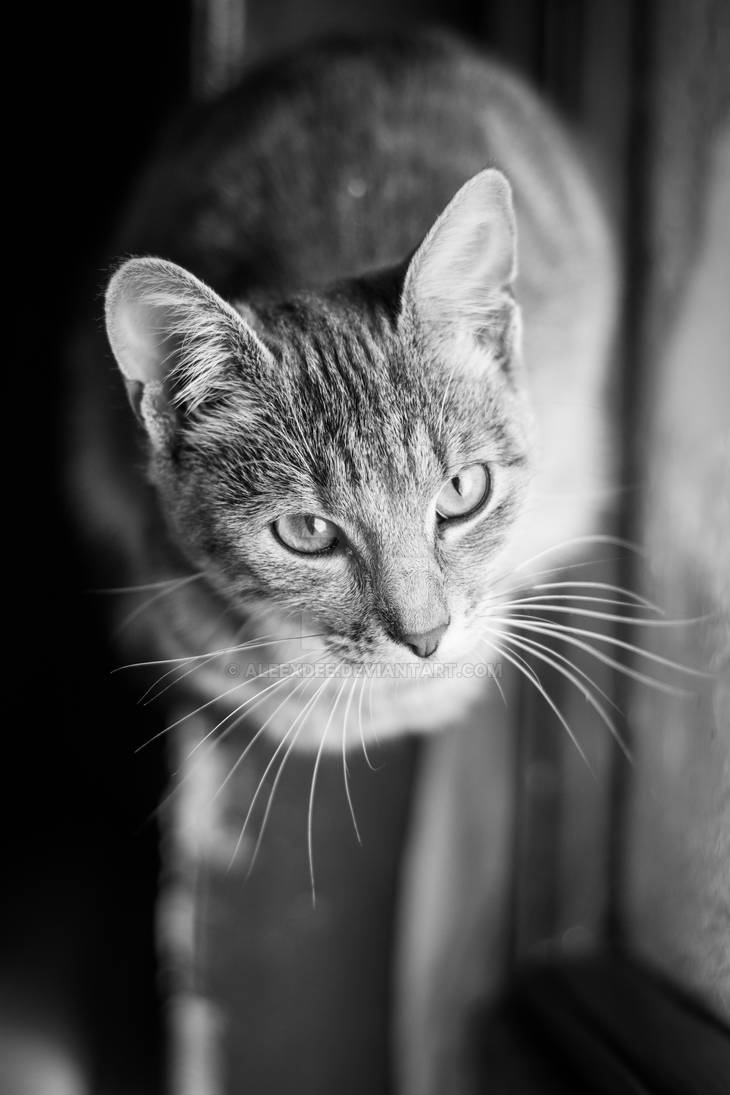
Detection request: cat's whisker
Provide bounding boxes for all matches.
[492,592,663,614]
[229,682,325,874]
[489,597,658,623]
[113,573,205,633]
[241,672,336,878]
[184,656,324,773]
[139,648,224,705]
[496,603,711,628]
[496,578,661,613]
[90,573,205,595]
[490,663,508,708]
[366,674,380,748]
[153,678,293,823]
[491,555,626,591]
[138,608,254,703]
[137,624,249,703]
[484,616,703,695]
[487,614,711,679]
[182,650,324,763]
[307,669,348,904]
[508,533,645,577]
[482,625,632,762]
[341,675,363,846]
[528,580,662,610]
[138,632,311,705]
[495,627,622,717]
[478,633,594,774]
[135,649,320,753]
[151,669,315,824]
[207,673,315,810]
[485,534,643,595]
[356,670,380,775]
[115,632,325,673]
[172,672,302,778]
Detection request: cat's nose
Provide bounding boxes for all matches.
[402,620,449,659]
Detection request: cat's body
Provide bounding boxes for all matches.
[75,33,616,749]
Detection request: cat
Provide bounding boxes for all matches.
[75,31,617,754]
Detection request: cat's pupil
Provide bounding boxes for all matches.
[273,513,340,554]
[435,464,490,522]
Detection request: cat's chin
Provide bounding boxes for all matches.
[249,666,491,751]
[131,592,501,749]
[182,644,493,751]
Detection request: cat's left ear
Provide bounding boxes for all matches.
[399,168,520,369]
[105,257,273,448]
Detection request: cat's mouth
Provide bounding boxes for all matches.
[321,616,482,670]
[233,595,484,675]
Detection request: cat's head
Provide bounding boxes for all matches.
[105,169,534,666]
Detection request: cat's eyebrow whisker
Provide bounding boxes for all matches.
[307,669,349,905]
[485,616,703,695]
[482,625,633,762]
[241,671,336,878]
[477,633,594,775]
[341,675,363,846]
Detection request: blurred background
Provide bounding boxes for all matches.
[8,1,729,1093]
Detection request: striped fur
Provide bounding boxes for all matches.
[78,32,616,748]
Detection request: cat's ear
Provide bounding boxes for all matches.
[400,169,519,367]
[105,257,272,447]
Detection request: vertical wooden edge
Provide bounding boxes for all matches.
[394,688,517,1095]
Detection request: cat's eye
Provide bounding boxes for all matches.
[273,514,340,554]
[436,464,491,523]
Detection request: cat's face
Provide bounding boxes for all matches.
[106,170,533,667]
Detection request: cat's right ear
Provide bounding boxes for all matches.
[105,257,272,448]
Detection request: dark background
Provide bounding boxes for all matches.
[10,4,190,1091]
